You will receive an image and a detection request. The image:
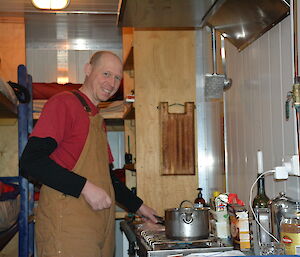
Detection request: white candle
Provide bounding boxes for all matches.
[257,150,263,174]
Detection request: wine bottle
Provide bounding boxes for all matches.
[252,150,269,208]
[252,175,270,208]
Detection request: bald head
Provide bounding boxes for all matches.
[80,51,123,105]
[89,51,122,68]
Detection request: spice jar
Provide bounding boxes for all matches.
[280,204,300,255]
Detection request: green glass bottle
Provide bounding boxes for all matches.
[252,175,270,208]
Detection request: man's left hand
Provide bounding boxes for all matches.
[136,204,158,223]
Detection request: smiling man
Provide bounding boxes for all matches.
[20,51,157,257]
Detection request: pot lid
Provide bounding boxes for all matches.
[165,207,210,212]
[269,192,297,209]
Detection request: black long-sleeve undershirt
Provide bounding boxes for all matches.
[20,136,143,213]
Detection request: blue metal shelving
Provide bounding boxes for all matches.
[0,64,34,257]
[18,64,34,257]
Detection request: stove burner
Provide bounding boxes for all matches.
[139,230,221,251]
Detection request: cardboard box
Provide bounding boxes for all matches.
[228,204,251,251]
[209,210,230,239]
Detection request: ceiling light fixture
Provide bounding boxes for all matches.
[31,0,70,10]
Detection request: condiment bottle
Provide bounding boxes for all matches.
[194,188,206,208]
[280,203,300,255]
[210,191,220,210]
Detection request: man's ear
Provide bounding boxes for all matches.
[84,63,92,76]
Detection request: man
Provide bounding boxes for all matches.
[20,51,157,257]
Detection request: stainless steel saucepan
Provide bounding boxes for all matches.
[164,200,210,241]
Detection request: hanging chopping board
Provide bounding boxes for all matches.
[159,102,195,175]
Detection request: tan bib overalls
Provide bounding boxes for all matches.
[35,93,115,257]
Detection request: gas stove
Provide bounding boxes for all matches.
[125,221,233,257]
[140,230,222,251]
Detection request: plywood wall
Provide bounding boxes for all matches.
[0,17,25,177]
[134,30,198,215]
[225,15,300,202]
[0,123,18,177]
[0,17,25,82]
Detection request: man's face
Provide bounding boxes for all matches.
[85,53,123,104]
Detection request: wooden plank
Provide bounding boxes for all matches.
[0,123,18,177]
[159,102,195,175]
[0,118,17,126]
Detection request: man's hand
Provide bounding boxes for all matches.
[137,204,158,223]
[81,180,112,211]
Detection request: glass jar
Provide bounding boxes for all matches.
[280,204,300,255]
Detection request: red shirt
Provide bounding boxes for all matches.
[30,91,114,170]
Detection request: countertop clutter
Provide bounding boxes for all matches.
[120,190,300,256]
[120,218,233,257]
[120,216,246,257]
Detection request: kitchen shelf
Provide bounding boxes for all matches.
[0,65,35,257]
[98,101,135,120]
[33,99,135,120]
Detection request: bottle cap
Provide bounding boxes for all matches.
[213,191,220,198]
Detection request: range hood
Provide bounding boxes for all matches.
[118,0,290,51]
[118,0,214,28]
[201,0,290,51]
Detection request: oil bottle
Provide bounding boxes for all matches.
[194,188,206,208]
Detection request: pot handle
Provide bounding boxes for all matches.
[181,213,193,224]
[179,200,194,208]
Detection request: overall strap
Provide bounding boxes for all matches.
[71,90,92,113]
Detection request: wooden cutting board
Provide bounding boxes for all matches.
[159,102,195,175]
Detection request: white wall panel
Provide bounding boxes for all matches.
[26,49,122,83]
[268,25,283,196]
[68,50,93,83]
[26,49,57,82]
[225,15,300,204]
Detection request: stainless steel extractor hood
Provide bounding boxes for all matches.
[201,0,290,51]
[117,0,215,28]
[118,0,290,51]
